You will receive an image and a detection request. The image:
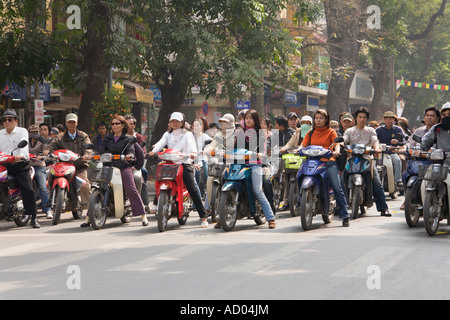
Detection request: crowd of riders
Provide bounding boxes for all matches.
[0,101,449,230]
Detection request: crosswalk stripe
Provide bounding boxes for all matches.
[332,246,414,278]
[1,242,143,272]
[0,242,57,258]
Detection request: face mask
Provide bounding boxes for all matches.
[300,124,311,138]
[30,133,40,139]
[441,116,450,129]
[239,120,245,128]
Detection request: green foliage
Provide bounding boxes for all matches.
[91,87,131,134]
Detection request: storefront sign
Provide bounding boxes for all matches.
[306,95,320,112]
[135,87,154,104]
[2,82,50,101]
[34,100,44,124]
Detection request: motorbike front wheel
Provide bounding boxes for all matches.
[13,212,31,227]
[88,189,107,230]
[351,185,362,219]
[423,190,441,236]
[156,190,171,232]
[289,181,300,217]
[300,187,314,230]
[52,186,66,225]
[218,190,238,231]
[209,183,220,223]
[404,187,420,227]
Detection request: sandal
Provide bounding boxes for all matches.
[268,220,276,229]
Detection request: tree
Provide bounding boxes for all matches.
[116,0,303,147]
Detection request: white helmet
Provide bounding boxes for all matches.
[441,102,450,112]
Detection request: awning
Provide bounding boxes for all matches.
[121,80,153,104]
[298,85,328,96]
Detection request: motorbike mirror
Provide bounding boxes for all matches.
[412,134,422,143]
[37,136,49,144]
[17,140,28,148]
[84,143,93,149]
[140,141,147,148]
[334,137,344,143]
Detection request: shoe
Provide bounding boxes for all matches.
[268,220,276,229]
[31,217,40,228]
[142,214,149,226]
[201,219,208,228]
[400,202,405,210]
[46,210,53,219]
[80,222,91,227]
[381,210,392,217]
[342,218,350,227]
[214,220,222,229]
[145,205,150,213]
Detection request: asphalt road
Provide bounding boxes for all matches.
[0,193,449,301]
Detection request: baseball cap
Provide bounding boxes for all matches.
[169,112,184,122]
[441,102,450,112]
[300,115,313,124]
[219,114,235,123]
[383,111,397,119]
[287,112,298,119]
[66,113,78,122]
[341,113,353,122]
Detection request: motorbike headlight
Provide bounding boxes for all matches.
[158,153,184,162]
[430,150,445,160]
[352,147,366,155]
[100,153,113,162]
[303,149,327,157]
[58,153,72,162]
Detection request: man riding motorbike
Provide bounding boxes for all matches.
[343,107,391,217]
[0,109,40,228]
[44,113,92,218]
[375,111,406,189]
[419,103,450,163]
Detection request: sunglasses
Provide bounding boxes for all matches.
[111,122,122,126]
[2,118,15,123]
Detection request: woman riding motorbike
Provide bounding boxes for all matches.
[149,112,209,228]
[298,109,350,227]
[233,109,276,229]
[81,114,147,227]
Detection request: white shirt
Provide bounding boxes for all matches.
[151,129,198,164]
[0,126,30,160]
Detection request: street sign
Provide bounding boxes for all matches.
[235,100,250,110]
[202,101,209,116]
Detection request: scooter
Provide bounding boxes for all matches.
[48,149,85,225]
[281,149,305,217]
[87,153,133,230]
[402,135,431,227]
[297,137,343,230]
[217,149,267,231]
[0,140,35,227]
[343,144,376,219]
[418,149,450,236]
[207,152,226,223]
[377,143,401,199]
[154,149,192,232]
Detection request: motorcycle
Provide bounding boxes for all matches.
[281,149,305,217]
[297,137,343,230]
[402,135,431,227]
[377,133,404,199]
[87,153,134,230]
[48,148,86,225]
[154,149,192,232]
[0,140,35,227]
[217,149,267,231]
[207,151,226,223]
[343,144,376,219]
[418,149,450,236]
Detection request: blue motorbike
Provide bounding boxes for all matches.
[402,136,431,227]
[217,149,267,231]
[297,137,343,230]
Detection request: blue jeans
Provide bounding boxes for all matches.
[389,153,403,183]
[249,165,275,221]
[325,162,349,219]
[372,165,388,211]
[33,166,50,213]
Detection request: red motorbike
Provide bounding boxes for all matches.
[48,149,84,225]
[0,140,35,227]
[154,149,192,232]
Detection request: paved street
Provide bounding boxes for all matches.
[0,192,449,301]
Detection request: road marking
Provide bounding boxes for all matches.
[0,242,57,258]
[332,246,414,278]
[1,242,143,272]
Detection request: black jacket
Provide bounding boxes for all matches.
[97,133,136,169]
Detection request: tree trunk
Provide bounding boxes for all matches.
[77,2,109,134]
[322,0,366,121]
[369,55,389,118]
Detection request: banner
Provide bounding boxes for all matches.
[397,79,450,91]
